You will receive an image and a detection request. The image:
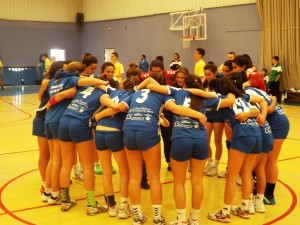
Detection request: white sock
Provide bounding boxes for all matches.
[42,181,46,188]
[132,204,142,219]
[222,204,231,215]
[44,187,51,194]
[51,191,60,198]
[257,194,264,203]
[153,205,162,220]
[241,199,249,210]
[176,208,186,222]
[190,208,199,220]
[120,197,128,209]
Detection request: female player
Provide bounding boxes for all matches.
[122,74,207,225]
[206,76,267,223]
[94,68,141,219]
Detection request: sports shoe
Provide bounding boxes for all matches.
[48,194,61,205]
[94,163,102,175]
[108,205,118,217]
[188,217,199,225]
[254,197,265,213]
[153,216,166,225]
[61,200,77,212]
[236,176,242,186]
[118,205,132,219]
[217,170,227,178]
[87,202,108,216]
[112,166,117,174]
[73,169,83,181]
[204,161,214,174]
[206,163,218,177]
[263,196,276,205]
[170,219,188,225]
[230,205,250,219]
[248,199,255,214]
[41,192,51,202]
[132,216,146,225]
[207,210,230,223]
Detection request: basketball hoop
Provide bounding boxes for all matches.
[181,36,195,49]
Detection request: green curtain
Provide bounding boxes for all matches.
[256,0,300,90]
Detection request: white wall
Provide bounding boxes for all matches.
[0,0,82,22]
[83,0,256,22]
[0,0,255,22]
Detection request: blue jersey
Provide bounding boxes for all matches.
[168,87,206,140]
[244,86,289,128]
[204,94,260,139]
[98,89,135,130]
[45,76,79,124]
[123,89,171,133]
[63,86,114,124]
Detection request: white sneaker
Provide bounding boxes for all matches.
[108,205,118,217]
[236,176,242,186]
[170,219,188,225]
[47,194,61,205]
[73,169,83,181]
[41,192,50,202]
[207,164,218,177]
[118,205,132,219]
[132,216,146,225]
[248,198,255,214]
[204,161,214,174]
[153,216,166,225]
[254,197,265,213]
[217,170,227,178]
[188,217,199,225]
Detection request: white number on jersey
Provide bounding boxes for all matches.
[136,89,150,103]
[80,87,95,99]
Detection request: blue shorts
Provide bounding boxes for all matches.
[45,122,60,140]
[171,138,208,161]
[32,116,46,137]
[268,115,290,139]
[260,123,274,154]
[231,135,262,154]
[59,116,93,143]
[123,130,160,151]
[206,110,225,123]
[95,131,124,152]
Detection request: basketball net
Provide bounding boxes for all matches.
[181,36,195,49]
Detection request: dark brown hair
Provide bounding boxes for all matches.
[184,75,203,111]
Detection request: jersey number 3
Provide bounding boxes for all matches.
[136,89,150,103]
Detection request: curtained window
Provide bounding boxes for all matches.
[257,0,300,90]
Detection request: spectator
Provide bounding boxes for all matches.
[42,53,51,75]
[138,54,149,72]
[111,52,124,83]
[270,56,283,103]
[170,53,182,71]
[0,59,4,90]
[193,48,206,82]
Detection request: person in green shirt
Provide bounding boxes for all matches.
[270,56,283,103]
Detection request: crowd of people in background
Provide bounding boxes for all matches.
[31,50,289,225]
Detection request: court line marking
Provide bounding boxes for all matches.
[0,168,298,224]
[0,97,32,125]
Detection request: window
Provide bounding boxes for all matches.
[50,49,65,61]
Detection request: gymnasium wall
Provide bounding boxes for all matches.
[81,3,261,74]
[0,20,82,67]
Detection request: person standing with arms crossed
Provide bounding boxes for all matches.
[270,56,283,103]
